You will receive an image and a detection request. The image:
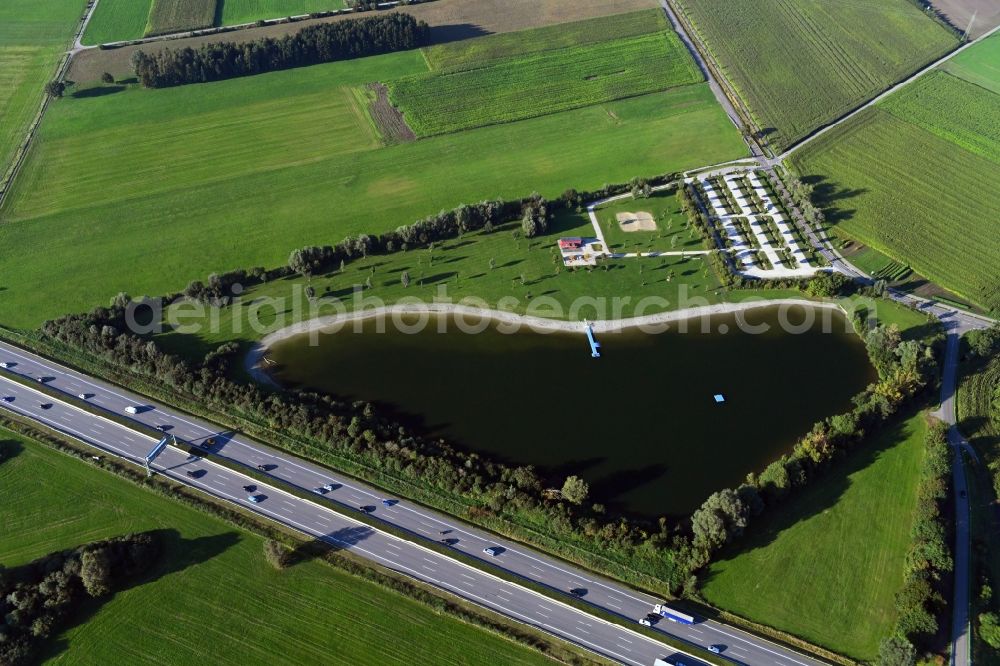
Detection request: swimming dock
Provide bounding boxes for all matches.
[584,322,601,358]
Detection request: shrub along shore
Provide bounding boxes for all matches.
[25,176,943,602]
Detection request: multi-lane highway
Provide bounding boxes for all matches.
[0,339,826,666]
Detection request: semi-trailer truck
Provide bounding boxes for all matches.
[653,604,696,624]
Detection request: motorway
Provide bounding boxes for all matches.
[0,340,827,666]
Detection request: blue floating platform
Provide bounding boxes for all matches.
[713,394,725,403]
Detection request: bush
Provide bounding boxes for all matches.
[0,532,160,665]
[889,419,952,650]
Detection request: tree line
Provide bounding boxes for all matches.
[878,418,953,665]
[131,13,430,88]
[38,290,941,598]
[176,180,664,307]
[680,320,942,588]
[0,533,160,665]
[39,304,687,592]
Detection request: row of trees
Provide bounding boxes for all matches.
[882,419,953,663]
[131,13,430,88]
[682,322,941,579]
[39,303,687,591]
[0,533,160,665]
[175,174,679,306]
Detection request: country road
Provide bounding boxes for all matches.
[933,326,977,666]
[0,339,829,666]
[775,20,1000,163]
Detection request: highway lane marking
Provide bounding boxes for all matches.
[0,391,706,666]
[539,623,643,666]
[0,350,664,616]
[707,624,818,666]
[209,487,652,666]
[687,627,703,635]
[459,573,475,581]
[2,351,823,666]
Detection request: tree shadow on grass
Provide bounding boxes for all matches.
[72,85,125,99]
[698,411,920,591]
[35,528,240,662]
[799,175,866,225]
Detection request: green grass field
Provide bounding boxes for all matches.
[0,45,746,329]
[701,412,928,661]
[81,0,154,44]
[146,0,218,36]
[0,0,86,178]
[153,208,732,360]
[674,0,957,150]
[423,9,664,71]
[944,33,1000,95]
[790,64,1000,313]
[883,71,1000,164]
[389,30,701,136]
[0,432,556,665]
[218,0,347,26]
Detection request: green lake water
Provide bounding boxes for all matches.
[267,306,875,517]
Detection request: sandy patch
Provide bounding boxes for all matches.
[616,211,656,232]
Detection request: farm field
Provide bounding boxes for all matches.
[219,0,348,25]
[423,8,664,71]
[81,0,154,44]
[673,0,957,150]
[958,354,1000,456]
[390,29,701,135]
[701,412,927,661]
[0,0,86,180]
[71,0,659,78]
[944,33,1000,95]
[0,433,558,666]
[790,54,1000,313]
[147,0,218,36]
[882,71,1000,164]
[0,44,746,329]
